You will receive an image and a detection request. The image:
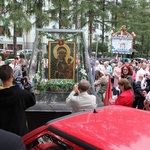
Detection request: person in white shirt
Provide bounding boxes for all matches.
[43,57,48,79]
[0,56,4,67]
[95,60,101,71]
[136,62,148,82]
[103,61,112,74]
[66,79,97,112]
[13,58,26,89]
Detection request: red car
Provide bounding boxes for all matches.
[23,106,150,150]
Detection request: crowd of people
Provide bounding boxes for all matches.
[92,57,150,110]
[1,54,150,147]
[66,56,150,113]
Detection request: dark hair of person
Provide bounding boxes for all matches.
[118,78,132,90]
[95,70,104,80]
[14,56,19,60]
[121,65,133,77]
[95,70,100,80]
[0,65,13,82]
[95,70,104,75]
[95,70,100,75]
[78,79,90,91]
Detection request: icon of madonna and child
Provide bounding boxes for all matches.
[49,43,75,80]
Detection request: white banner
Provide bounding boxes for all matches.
[111,35,133,54]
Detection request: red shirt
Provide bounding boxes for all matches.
[115,89,134,107]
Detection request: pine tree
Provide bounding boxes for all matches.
[25,0,50,28]
[49,0,72,29]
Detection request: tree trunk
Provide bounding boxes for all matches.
[101,0,105,55]
[147,36,150,57]
[141,35,144,55]
[59,0,62,29]
[101,20,105,55]
[36,1,43,28]
[114,0,118,29]
[74,0,79,29]
[89,21,93,55]
[13,25,17,57]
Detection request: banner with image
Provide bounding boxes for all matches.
[111,35,133,54]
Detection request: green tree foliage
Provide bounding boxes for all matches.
[1,0,150,58]
[110,0,150,57]
[129,0,150,56]
[0,0,32,57]
[110,0,138,29]
[25,0,50,28]
[90,42,108,56]
[49,0,72,29]
[71,0,111,54]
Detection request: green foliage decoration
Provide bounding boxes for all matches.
[33,79,75,93]
[39,31,79,41]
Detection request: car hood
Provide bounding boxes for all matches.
[48,106,150,150]
[23,106,150,150]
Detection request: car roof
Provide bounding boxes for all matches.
[133,57,144,62]
[47,106,150,149]
[17,49,32,54]
[4,58,14,65]
[98,57,112,62]
[23,106,150,150]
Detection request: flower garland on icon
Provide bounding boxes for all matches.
[39,31,79,41]
[58,39,65,46]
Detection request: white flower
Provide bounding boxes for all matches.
[80,68,87,76]
[32,73,41,81]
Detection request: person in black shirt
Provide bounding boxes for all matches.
[0,65,36,136]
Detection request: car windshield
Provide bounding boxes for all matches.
[26,134,73,150]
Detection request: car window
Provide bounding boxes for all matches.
[26,134,74,150]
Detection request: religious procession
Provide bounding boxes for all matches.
[0,0,150,149]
